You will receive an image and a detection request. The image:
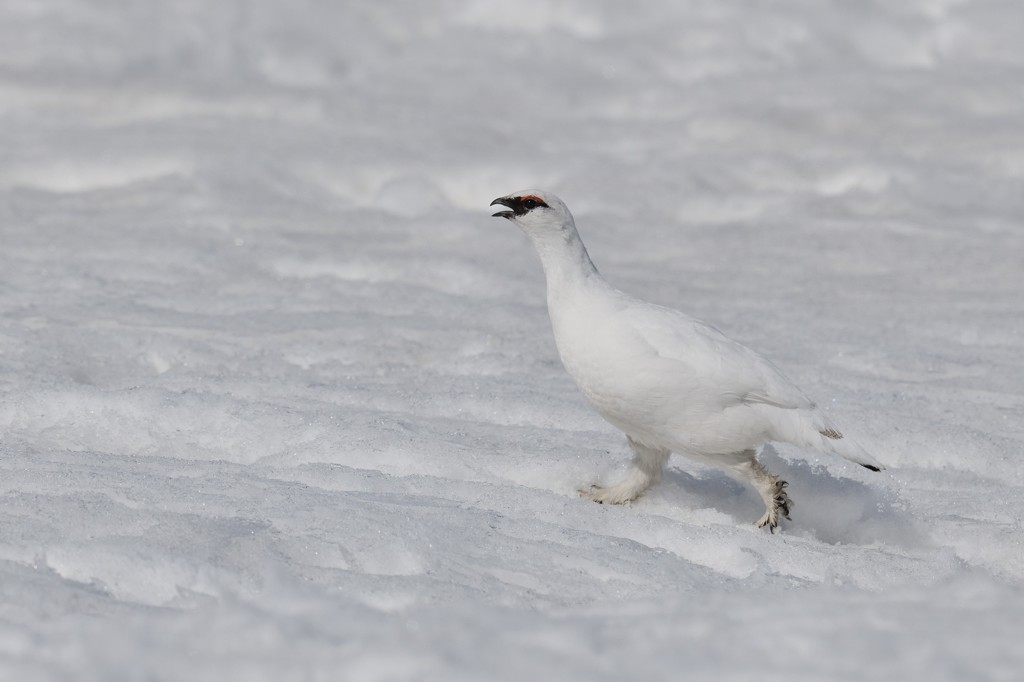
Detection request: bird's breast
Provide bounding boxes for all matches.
[550,300,697,435]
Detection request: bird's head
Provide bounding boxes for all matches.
[490,190,573,234]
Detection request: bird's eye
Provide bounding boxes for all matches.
[522,199,538,210]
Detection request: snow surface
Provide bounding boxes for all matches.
[1,1,1023,679]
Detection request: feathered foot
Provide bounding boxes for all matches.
[578,484,633,505]
[728,453,793,533]
[579,437,671,506]
[754,476,792,533]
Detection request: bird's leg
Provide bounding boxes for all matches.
[728,453,792,532]
[580,436,670,505]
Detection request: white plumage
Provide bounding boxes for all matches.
[491,189,883,531]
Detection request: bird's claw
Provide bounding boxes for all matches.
[755,477,792,532]
[578,484,605,504]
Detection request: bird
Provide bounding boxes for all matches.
[490,189,883,531]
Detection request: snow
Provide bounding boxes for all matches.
[1,0,1022,679]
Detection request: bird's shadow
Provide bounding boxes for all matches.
[660,445,922,547]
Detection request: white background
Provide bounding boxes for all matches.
[1,1,1022,679]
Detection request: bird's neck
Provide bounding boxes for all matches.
[525,222,601,295]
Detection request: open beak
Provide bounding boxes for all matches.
[490,196,515,219]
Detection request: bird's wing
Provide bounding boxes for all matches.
[618,302,814,411]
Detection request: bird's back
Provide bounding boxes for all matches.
[547,283,818,452]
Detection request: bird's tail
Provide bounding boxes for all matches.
[776,408,885,471]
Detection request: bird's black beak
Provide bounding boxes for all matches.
[490,196,516,219]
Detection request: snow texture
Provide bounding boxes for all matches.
[1,1,1022,680]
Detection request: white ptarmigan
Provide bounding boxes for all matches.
[491,189,883,531]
